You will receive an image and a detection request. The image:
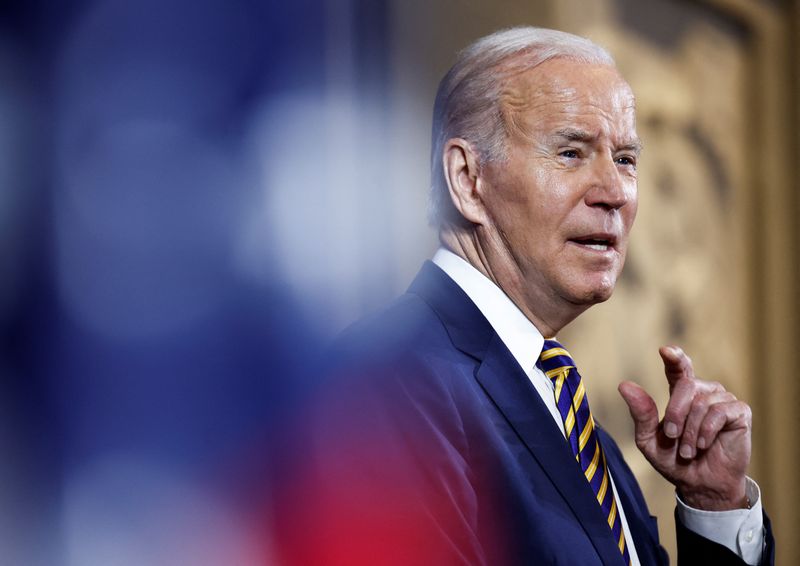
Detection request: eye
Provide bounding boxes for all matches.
[615,155,637,168]
[559,149,580,159]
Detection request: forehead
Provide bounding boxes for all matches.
[501,58,637,140]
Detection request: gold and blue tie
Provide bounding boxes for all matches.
[538,339,631,565]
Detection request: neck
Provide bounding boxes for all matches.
[439,225,586,338]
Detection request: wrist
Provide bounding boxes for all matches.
[677,479,749,511]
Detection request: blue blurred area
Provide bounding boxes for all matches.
[0,0,356,563]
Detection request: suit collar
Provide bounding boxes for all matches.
[407,261,494,360]
[409,263,630,565]
[431,248,545,372]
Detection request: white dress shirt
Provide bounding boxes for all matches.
[432,248,764,565]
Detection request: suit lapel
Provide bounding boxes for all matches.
[476,334,626,565]
[409,262,625,565]
[599,428,664,565]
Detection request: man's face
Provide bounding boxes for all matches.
[479,58,639,321]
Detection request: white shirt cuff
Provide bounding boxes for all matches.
[676,477,764,565]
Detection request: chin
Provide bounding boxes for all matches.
[587,288,614,304]
[570,278,617,305]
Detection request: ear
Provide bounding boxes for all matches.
[442,138,489,225]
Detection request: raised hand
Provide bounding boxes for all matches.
[618,346,751,511]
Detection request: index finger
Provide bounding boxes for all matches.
[659,345,695,388]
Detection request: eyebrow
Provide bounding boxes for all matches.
[551,128,644,155]
[553,128,594,143]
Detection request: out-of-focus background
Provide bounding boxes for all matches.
[1,0,797,563]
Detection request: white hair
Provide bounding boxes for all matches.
[429,27,616,228]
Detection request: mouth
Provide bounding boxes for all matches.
[568,234,618,253]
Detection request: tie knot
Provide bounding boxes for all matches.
[538,339,576,379]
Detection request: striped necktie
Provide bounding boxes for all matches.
[538,339,631,565]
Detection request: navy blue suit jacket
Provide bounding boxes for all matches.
[276,262,774,565]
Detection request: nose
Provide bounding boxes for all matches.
[585,154,632,210]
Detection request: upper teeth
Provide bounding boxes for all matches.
[585,243,609,251]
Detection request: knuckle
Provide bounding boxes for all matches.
[688,381,705,397]
[707,402,724,416]
[692,395,710,411]
[699,420,717,438]
[698,380,722,393]
[698,380,719,393]
[707,404,727,424]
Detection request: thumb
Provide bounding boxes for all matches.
[618,381,660,446]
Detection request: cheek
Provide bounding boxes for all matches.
[621,187,639,233]
[526,174,576,226]
[533,169,573,202]
[492,183,551,232]
[624,203,637,228]
[627,183,639,216]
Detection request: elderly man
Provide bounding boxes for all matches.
[276,27,775,566]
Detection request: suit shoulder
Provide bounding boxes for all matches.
[332,292,453,363]
[323,290,481,417]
